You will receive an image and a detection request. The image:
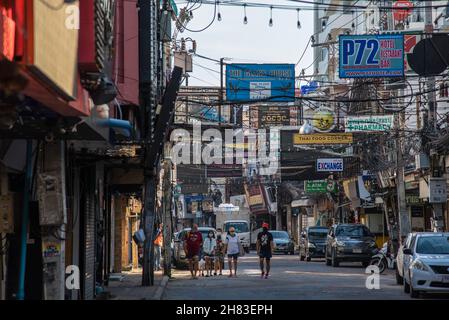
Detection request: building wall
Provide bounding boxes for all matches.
[113,0,139,106]
[113,195,128,272]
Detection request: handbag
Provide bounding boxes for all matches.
[238,238,245,257]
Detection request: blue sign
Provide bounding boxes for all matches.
[339,34,404,78]
[226,64,295,102]
[198,107,224,122]
[301,81,318,95]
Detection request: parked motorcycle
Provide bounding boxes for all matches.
[369,242,396,274]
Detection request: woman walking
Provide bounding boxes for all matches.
[224,227,241,277]
[203,230,216,277]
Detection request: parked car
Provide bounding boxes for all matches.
[325,224,378,267]
[402,232,449,298]
[172,227,217,269]
[271,230,295,255]
[395,232,417,285]
[299,226,329,261]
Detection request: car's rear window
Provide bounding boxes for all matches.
[336,225,370,237]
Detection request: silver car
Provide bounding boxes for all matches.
[395,232,417,285]
[402,232,449,298]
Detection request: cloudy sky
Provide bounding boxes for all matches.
[173,0,315,87]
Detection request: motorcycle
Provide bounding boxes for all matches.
[369,242,396,274]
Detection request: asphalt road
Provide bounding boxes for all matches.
[163,252,414,300]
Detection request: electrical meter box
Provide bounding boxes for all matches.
[0,194,14,233]
[38,172,64,226]
[428,177,447,204]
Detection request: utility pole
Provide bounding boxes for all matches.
[219,58,224,125]
[139,0,159,286]
[396,110,411,239]
[162,158,172,278]
[425,2,444,232]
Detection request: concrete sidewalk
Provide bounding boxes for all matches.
[104,269,169,300]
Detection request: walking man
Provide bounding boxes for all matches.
[224,227,240,277]
[184,224,203,279]
[256,222,274,279]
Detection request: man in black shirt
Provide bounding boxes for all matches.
[256,222,274,279]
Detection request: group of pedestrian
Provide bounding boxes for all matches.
[183,222,275,280]
[183,224,245,279]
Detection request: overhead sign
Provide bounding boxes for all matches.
[300,81,318,95]
[345,115,394,132]
[312,107,336,133]
[293,133,353,145]
[316,158,344,172]
[226,64,295,102]
[393,1,413,21]
[250,105,298,128]
[305,180,337,194]
[339,34,404,78]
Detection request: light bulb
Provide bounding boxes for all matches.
[297,20,301,29]
[218,12,222,21]
[244,16,248,24]
[269,6,273,27]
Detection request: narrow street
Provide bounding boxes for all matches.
[163,253,409,300]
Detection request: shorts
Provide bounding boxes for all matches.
[259,251,272,259]
[227,253,239,260]
[186,252,200,260]
[203,253,215,258]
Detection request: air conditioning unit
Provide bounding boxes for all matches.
[38,172,64,226]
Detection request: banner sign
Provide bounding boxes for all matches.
[244,183,268,215]
[305,180,338,194]
[316,158,344,172]
[293,133,353,145]
[339,34,404,78]
[345,115,394,132]
[226,64,295,102]
[250,105,298,128]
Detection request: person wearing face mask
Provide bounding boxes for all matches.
[203,230,217,277]
[224,227,241,277]
[256,222,274,279]
[184,224,203,279]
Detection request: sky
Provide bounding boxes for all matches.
[173,0,315,87]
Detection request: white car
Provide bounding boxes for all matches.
[395,233,417,285]
[402,232,449,298]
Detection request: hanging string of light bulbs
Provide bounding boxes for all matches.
[211,1,303,28]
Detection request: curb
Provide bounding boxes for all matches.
[152,275,169,300]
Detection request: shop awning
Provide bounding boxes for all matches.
[291,198,315,207]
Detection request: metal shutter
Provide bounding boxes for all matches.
[81,169,96,300]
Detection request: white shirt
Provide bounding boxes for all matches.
[225,234,240,255]
[203,237,217,255]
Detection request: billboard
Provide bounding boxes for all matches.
[293,133,353,145]
[226,64,295,102]
[345,115,394,132]
[250,105,298,128]
[305,180,337,194]
[339,34,404,78]
[316,158,344,172]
